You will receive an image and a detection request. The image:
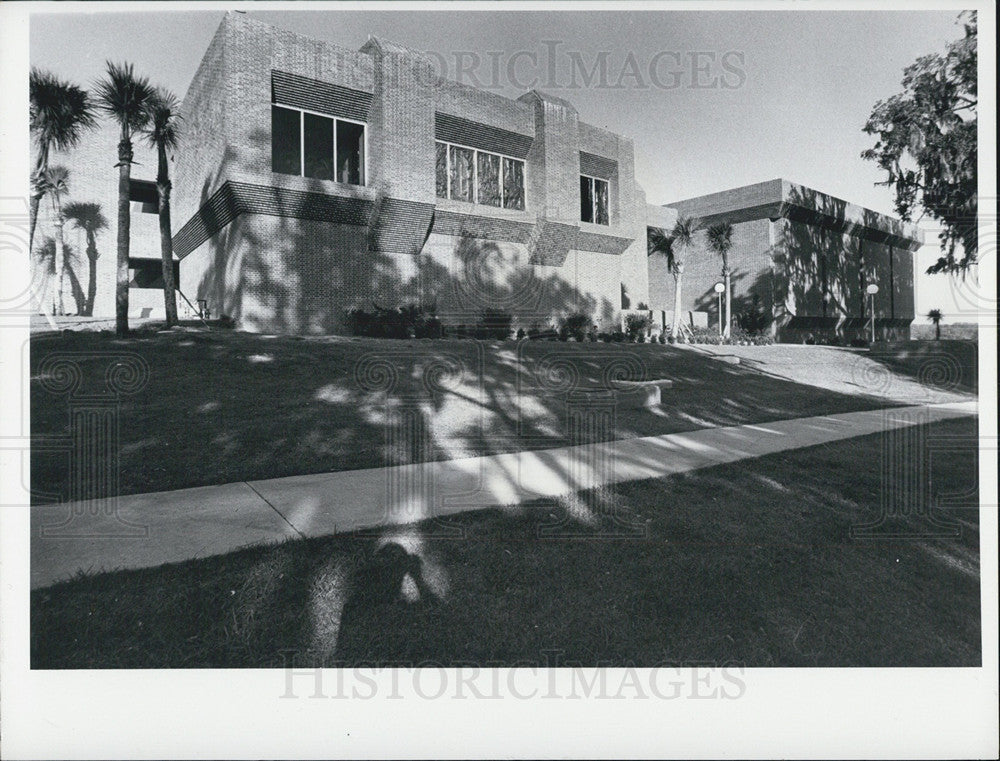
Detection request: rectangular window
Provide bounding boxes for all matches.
[435,140,525,210]
[449,144,475,203]
[271,104,366,186]
[477,152,501,207]
[303,112,334,180]
[435,142,449,198]
[580,175,609,225]
[503,157,525,211]
[336,120,365,185]
[271,105,301,176]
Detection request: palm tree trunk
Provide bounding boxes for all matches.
[156,145,178,326]
[53,196,67,314]
[29,190,44,259]
[28,150,48,257]
[935,323,941,340]
[86,233,98,317]
[670,272,683,340]
[115,135,132,337]
[723,264,732,339]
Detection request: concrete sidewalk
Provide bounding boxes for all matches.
[29,401,977,588]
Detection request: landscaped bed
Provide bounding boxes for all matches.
[30,417,981,668]
[29,329,975,499]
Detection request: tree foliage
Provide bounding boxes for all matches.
[861,12,977,275]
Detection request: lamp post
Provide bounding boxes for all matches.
[713,282,725,337]
[866,284,879,343]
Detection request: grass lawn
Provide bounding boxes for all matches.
[31,417,981,668]
[30,329,973,500]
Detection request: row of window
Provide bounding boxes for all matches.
[272,105,366,185]
[270,106,611,225]
[434,141,525,211]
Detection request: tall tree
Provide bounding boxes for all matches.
[862,11,977,275]
[667,216,699,341]
[143,89,182,326]
[706,221,734,338]
[34,236,85,315]
[39,165,71,313]
[95,62,154,337]
[927,308,943,340]
[28,68,95,258]
[63,201,108,316]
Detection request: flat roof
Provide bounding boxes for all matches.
[666,179,923,250]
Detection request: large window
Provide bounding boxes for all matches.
[580,175,609,225]
[271,104,366,186]
[435,140,525,211]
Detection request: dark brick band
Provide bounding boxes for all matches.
[579,151,618,180]
[435,112,533,159]
[272,70,373,122]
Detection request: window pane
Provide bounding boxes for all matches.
[336,120,365,185]
[477,152,501,207]
[271,106,301,176]
[449,145,474,202]
[580,175,593,222]
[303,113,334,180]
[595,178,609,225]
[435,142,448,198]
[502,157,525,210]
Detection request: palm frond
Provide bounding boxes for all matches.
[671,215,700,250]
[29,68,96,156]
[706,222,734,256]
[144,87,183,151]
[94,61,154,134]
[39,165,70,196]
[647,226,673,258]
[63,201,109,232]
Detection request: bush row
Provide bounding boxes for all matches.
[344,306,773,344]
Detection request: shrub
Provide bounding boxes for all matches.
[477,310,513,340]
[657,332,666,344]
[516,328,527,340]
[611,330,626,343]
[736,294,770,335]
[345,303,446,339]
[624,312,651,342]
[849,337,869,348]
[560,312,591,342]
[415,316,444,339]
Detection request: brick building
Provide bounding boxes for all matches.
[648,179,923,342]
[166,12,650,333]
[32,14,922,341]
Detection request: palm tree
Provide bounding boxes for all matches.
[143,88,182,326]
[29,68,96,258]
[38,166,71,313]
[667,216,699,340]
[927,309,944,340]
[706,221,734,339]
[63,201,108,316]
[35,236,85,314]
[94,62,154,337]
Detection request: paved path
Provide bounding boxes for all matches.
[29,401,977,588]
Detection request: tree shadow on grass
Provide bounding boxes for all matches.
[30,417,980,668]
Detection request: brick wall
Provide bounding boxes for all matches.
[168,13,648,334]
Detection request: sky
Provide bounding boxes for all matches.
[28,5,983,320]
